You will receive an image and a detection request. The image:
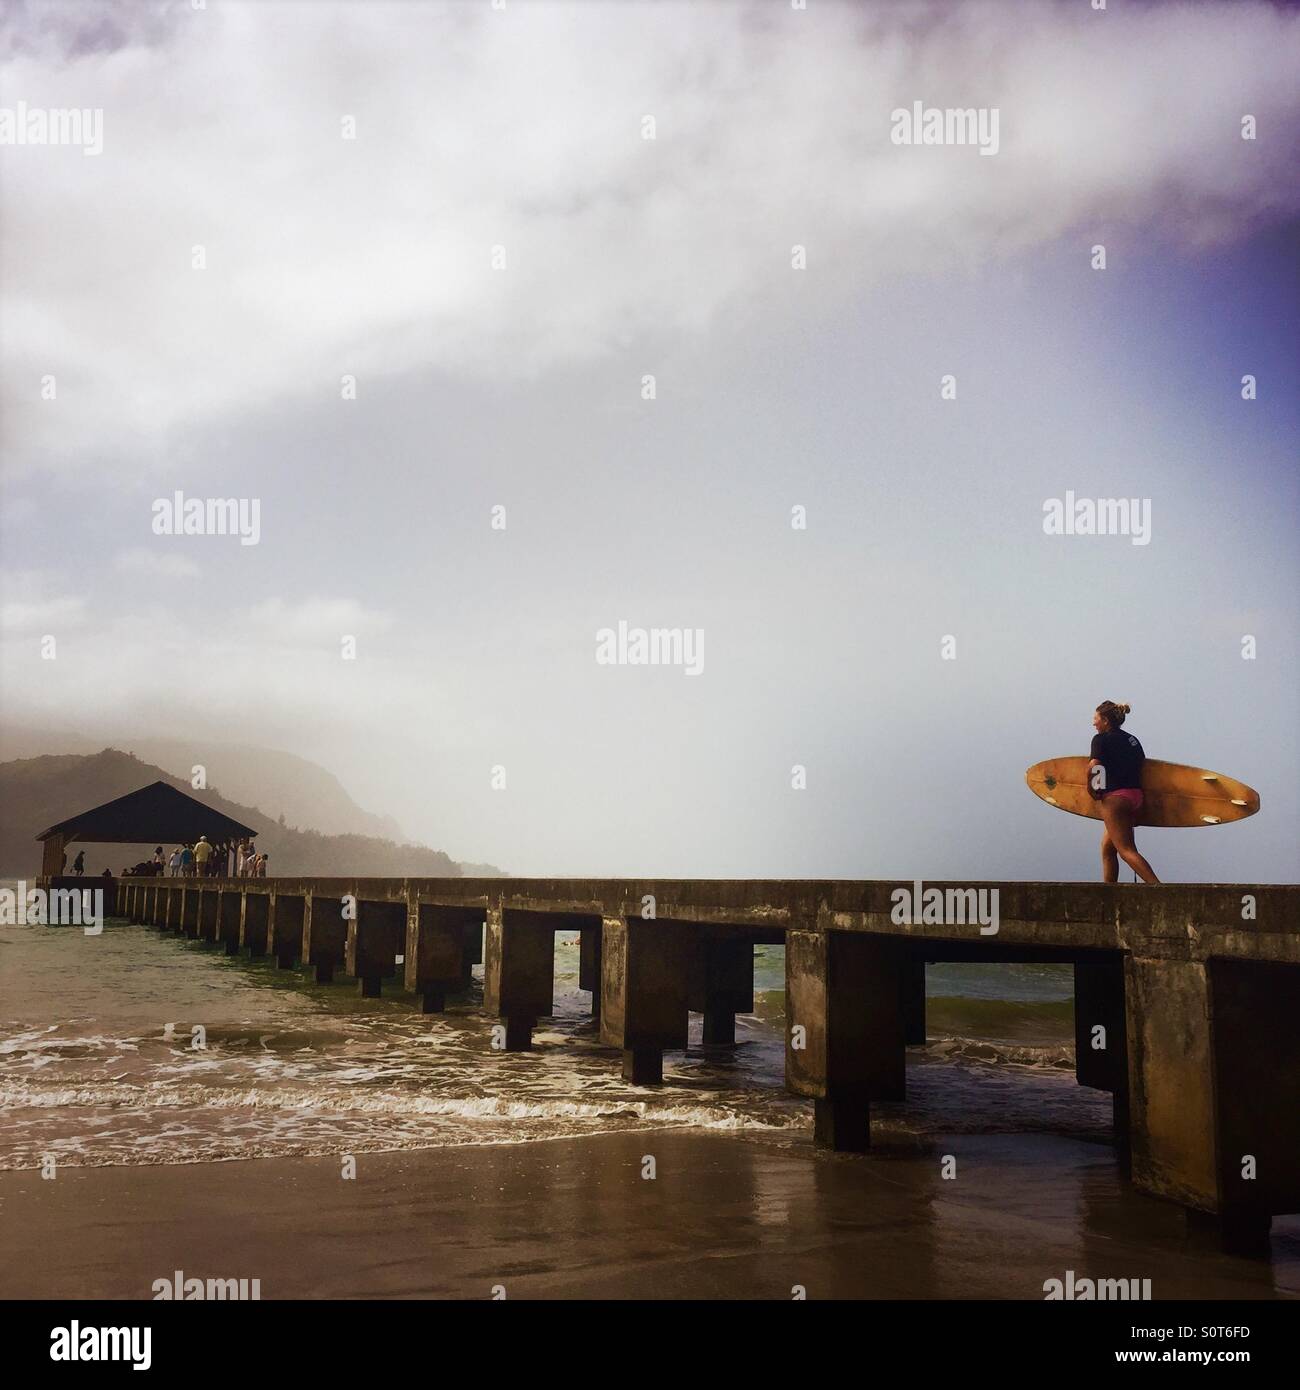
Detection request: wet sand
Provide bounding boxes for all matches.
[4,1129,1297,1300]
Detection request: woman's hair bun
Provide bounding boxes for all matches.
[1118,703,1131,714]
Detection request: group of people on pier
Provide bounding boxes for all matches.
[105,837,268,879]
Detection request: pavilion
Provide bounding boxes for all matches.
[36,781,258,878]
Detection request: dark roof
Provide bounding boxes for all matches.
[36,781,258,843]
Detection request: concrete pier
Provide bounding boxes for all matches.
[92,873,1299,1254]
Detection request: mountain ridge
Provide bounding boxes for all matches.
[0,749,503,879]
[0,725,404,842]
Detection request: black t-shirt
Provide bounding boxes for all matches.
[1090,728,1145,792]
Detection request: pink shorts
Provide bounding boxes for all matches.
[1103,788,1144,813]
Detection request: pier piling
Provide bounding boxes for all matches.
[600,916,691,1084]
[347,899,405,996]
[240,891,269,957]
[272,893,306,968]
[218,888,241,955]
[1127,953,1300,1253]
[785,930,907,1151]
[303,893,345,983]
[405,902,481,1011]
[902,956,927,1045]
[578,920,603,1022]
[199,887,219,943]
[182,887,200,938]
[483,907,556,1051]
[689,933,754,1046]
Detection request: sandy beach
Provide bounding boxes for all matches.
[5,1129,1297,1301]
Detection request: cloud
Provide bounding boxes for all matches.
[0,571,86,633]
[0,595,425,749]
[113,547,201,578]
[246,597,396,644]
[3,0,1298,476]
[0,595,85,634]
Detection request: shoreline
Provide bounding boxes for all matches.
[5,1127,1297,1301]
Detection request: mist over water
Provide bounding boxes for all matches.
[1,888,1100,1170]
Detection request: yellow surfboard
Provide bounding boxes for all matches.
[1025,757,1260,828]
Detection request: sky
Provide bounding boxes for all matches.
[1,0,1297,881]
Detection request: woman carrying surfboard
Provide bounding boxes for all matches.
[1090,701,1160,884]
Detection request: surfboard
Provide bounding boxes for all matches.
[1025,757,1260,828]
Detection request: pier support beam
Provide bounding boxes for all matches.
[688,933,754,1046]
[271,894,305,969]
[188,887,203,936]
[1074,958,1129,1170]
[405,903,480,1011]
[198,888,219,943]
[483,907,556,1051]
[902,956,927,1046]
[600,916,690,1084]
[218,890,241,955]
[579,920,603,1022]
[462,920,483,987]
[1127,954,1300,1253]
[181,887,200,938]
[346,900,405,997]
[785,930,907,1152]
[304,895,345,983]
[241,892,269,957]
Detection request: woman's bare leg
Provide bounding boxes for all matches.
[1099,799,1160,884]
[1100,827,1119,884]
